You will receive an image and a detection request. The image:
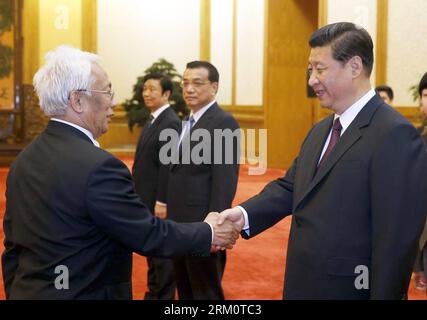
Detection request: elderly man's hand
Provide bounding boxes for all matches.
[204,212,240,252]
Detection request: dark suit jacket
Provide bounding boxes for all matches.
[168,103,240,223]
[241,95,427,299]
[1,121,211,300]
[132,107,181,212]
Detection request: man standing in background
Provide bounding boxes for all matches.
[375,85,394,105]
[132,73,180,300]
[167,61,240,300]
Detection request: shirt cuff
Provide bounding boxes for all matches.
[155,201,167,207]
[205,222,215,244]
[236,205,250,236]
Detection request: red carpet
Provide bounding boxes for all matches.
[0,161,425,300]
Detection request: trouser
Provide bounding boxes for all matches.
[144,257,176,300]
[173,251,226,300]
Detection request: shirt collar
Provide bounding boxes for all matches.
[335,88,376,135]
[190,100,216,123]
[51,118,100,147]
[150,104,170,122]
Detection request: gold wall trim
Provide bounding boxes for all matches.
[222,105,265,125]
[231,0,237,106]
[233,114,264,124]
[200,0,211,61]
[318,0,328,27]
[222,105,264,113]
[82,0,97,53]
[375,0,388,86]
[395,106,420,122]
[23,0,39,84]
[395,106,421,128]
[262,0,269,117]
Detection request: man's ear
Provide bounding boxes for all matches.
[69,91,84,113]
[211,82,219,95]
[163,90,171,100]
[349,56,363,78]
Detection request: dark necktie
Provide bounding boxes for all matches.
[145,114,154,131]
[317,117,342,168]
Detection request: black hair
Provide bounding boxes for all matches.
[309,22,374,76]
[143,73,173,95]
[186,61,219,83]
[375,85,394,101]
[419,72,427,96]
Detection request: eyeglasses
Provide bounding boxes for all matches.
[180,81,211,89]
[75,89,115,100]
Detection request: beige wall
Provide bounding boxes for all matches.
[387,0,427,107]
[235,0,264,106]
[97,0,265,107]
[97,0,200,104]
[327,0,377,85]
[39,0,82,66]
[211,0,234,105]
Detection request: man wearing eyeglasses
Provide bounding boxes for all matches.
[1,46,240,299]
[167,61,240,300]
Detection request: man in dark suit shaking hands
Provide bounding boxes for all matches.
[1,46,239,300]
[132,74,180,300]
[218,22,427,300]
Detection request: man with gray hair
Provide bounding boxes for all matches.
[1,45,239,300]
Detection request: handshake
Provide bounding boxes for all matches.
[203,208,245,252]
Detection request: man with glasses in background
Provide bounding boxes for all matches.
[167,61,240,300]
[1,47,240,299]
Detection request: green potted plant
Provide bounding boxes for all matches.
[0,0,14,101]
[123,58,189,131]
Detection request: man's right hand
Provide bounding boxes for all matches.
[217,207,245,230]
[212,207,245,251]
[204,212,240,250]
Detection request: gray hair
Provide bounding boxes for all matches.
[33,45,99,116]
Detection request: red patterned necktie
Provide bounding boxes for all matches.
[317,117,342,168]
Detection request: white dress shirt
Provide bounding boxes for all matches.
[318,88,376,163]
[149,104,170,124]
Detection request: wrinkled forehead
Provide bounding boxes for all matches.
[91,63,111,88]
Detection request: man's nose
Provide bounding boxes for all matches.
[308,72,318,87]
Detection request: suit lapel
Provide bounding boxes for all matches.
[295,116,333,200]
[140,116,160,148]
[295,125,362,209]
[138,108,173,154]
[191,103,218,132]
[294,95,383,210]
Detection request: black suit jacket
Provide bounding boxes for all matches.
[2,121,211,300]
[132,107,181,212]
[241,95,427,299]
[167,103,240,223]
